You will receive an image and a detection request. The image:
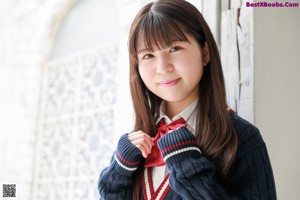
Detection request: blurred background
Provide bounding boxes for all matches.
[0,0,299,199]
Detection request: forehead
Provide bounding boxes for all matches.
[136,31,190,53]
[134,12,190,53]
[136,33,194,55]
[137,39,181,53]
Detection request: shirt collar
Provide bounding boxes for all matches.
[156,98,198,132]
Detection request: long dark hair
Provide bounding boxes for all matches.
[128,0,238,199]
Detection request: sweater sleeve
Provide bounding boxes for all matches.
[98,133,143,200]
[157,126,276,200]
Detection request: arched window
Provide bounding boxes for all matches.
[33,1,122,199]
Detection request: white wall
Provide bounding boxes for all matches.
[50,0,120,60]
[253,2,300,200]
[0,1,72,199]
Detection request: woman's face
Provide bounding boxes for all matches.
[137,34,210,109]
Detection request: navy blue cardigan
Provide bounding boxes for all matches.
[98,112,277,199]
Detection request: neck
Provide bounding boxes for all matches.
[166,96,198,119]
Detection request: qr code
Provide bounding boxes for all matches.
[2,184,16,198]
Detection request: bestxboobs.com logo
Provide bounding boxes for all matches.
[246,2,299,7]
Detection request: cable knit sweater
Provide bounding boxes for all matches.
[98,112,277,200]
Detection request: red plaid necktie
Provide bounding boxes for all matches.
[144,117,186,167]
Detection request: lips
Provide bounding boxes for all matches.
[159,78,181,86]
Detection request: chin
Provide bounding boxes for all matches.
[158,95,184,102]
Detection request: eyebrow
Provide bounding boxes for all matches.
[137,39,188,54]
[137,48,152,54]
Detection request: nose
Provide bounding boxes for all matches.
[156,56,174,74]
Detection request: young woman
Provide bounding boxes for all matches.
[98,0,277,199]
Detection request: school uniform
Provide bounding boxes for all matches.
[98,100,276,200]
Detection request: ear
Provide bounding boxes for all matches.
[202,42,210,66]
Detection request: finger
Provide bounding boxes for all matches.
[136,144,148,158]
[128,130,143,137]
[132,137,153,153]
[131,138,153,155]
[128,131,151,138]
[130,134,153,149]
[128,132,154,148]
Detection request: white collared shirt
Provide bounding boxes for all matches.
[152,98,198,190]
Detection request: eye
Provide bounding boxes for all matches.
[170,45,182,52]
[142,53,154,60]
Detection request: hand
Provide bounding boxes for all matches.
[128,131,154,158]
